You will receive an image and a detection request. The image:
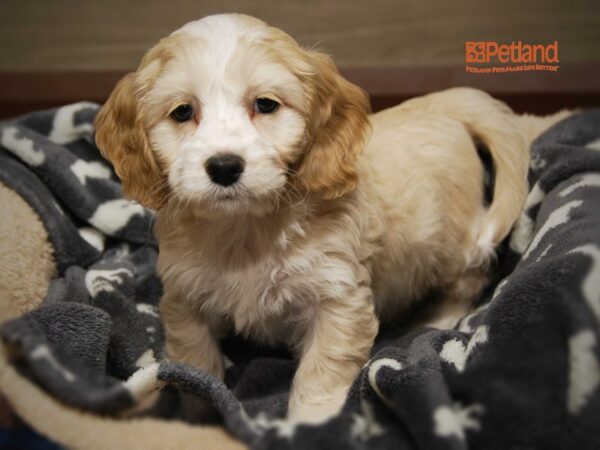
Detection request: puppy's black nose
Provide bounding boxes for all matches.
[205,154,245,186]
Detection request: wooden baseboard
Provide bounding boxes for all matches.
[1,63,599,119]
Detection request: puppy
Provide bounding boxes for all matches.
[94,14,558,423]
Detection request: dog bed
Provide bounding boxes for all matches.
[0,103,599,449]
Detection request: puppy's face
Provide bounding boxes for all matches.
[95,14,370,216]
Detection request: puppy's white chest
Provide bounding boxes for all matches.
[195,256,311,342]
[159,212,361,344]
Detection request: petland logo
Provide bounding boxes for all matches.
[465,41,559,73]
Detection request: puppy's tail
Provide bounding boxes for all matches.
[514,110,573,144]
[403,88,530,262]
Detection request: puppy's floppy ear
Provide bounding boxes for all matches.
[94,72,168,210]
[295,52,371,199]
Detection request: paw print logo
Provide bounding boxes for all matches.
[465,42,486,63]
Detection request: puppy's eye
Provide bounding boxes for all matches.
[170,104,194,122]
[254,97,280,114]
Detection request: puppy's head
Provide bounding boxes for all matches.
[95,14,370,216]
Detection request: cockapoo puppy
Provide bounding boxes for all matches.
[95,14,563,423]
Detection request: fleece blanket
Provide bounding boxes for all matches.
[1,103,599,450]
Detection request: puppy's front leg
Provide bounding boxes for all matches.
[160,292,224,379]
[288,282,378,423]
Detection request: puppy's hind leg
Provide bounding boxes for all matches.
[418,272,489,331]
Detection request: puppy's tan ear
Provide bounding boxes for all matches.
[94,73,168,210]
[295,52,371,199]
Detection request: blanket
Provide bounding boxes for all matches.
[1,103,599,449]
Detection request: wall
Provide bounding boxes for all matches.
[0,0,599,117]
[1,0,598,71]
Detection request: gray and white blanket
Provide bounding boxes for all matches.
[1,103,599,449]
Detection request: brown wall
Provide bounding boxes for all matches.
[0,0,599,118]
[1,0,599,71]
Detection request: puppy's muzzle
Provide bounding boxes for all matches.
[205,154,245,186]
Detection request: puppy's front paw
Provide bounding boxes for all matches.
[287,393,346,424]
